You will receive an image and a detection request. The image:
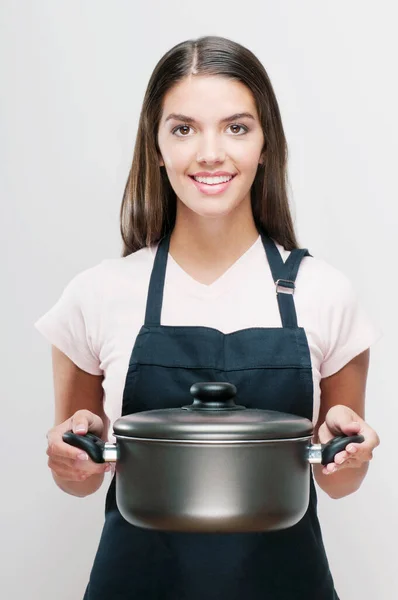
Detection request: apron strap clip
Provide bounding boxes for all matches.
[275,279,295,295]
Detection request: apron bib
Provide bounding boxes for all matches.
[83,232,339,599]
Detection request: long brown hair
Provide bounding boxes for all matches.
[120,36,298,257]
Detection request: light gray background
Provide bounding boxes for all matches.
[2,1,397,598]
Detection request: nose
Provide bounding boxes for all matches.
[196,133,226,164]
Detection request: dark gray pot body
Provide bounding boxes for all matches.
[115,435,312,533]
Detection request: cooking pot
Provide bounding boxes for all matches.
[63,382,363,533]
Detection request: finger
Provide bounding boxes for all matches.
[340,420,362,436]
[322,458,353,475]
[323,462,338,475]
[49,462,93,482]
[70,410,103,437]
[48,462,81,482]
[71,459,111,476]
[48,456,89,481]
[334,458,357,471]
[47,454,76,468]
[321,448,350,472]
[323,453,368,474]
[47,440,109,469]
[47,430,104,464]
[347,436,375,461]
[333,451,348,465]
[355,449,373,462]
[317,423,334,445]
[48,455,110,478]
[47,434,89,461]
[363,429,380,450]
[47,454,105,472]
[324,406,362,435]
[360,422,380,448]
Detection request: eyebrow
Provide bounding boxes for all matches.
[164,112,256,124]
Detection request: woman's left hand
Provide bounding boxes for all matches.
[318,404,380,475]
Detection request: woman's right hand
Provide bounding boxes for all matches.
[46,409,111,483]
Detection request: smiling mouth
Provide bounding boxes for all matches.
[189,174,237,186]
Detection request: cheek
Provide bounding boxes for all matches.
[161,153,174,170]
[233,144,263,170]
[240,157,261,174]
[163,148,192,175]
[158,135,186,171]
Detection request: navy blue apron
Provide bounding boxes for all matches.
[83,231,339,599]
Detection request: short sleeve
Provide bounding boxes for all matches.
[320,272,382,378]
[34,269,103,376]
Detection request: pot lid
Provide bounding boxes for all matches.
[113,382,313,442]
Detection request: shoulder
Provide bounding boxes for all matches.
[65,246,156,299]
[274,242,355,303]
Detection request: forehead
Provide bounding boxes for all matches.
[160,75,259,122]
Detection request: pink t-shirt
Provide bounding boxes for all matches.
[34,236,381,441]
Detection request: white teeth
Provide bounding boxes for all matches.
[193,175,233,185]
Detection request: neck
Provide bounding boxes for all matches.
[168,200,260,285]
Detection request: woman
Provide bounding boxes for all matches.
[36,36,381,599]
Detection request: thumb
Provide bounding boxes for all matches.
[340,420,362,436]
[70,410,103,437]
[325,405,362,437]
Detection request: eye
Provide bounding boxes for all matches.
[227,123,249,135]
[172,125,193,137]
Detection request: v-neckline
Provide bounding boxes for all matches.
[165,235,263,299]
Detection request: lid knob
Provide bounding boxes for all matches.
[183,382,245,411]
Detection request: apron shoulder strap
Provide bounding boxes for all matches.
[144,234,171,326]
[260,232,311,328]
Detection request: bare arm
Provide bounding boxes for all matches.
[313,349,378,499]
[47,345,110,497]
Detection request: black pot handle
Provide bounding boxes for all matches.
[321,434,365,466]
[62,431,105,463]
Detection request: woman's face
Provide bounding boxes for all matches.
[157,75,265,220]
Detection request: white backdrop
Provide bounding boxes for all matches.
[1,1,397,598]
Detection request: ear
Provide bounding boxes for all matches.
[158,153,165,167]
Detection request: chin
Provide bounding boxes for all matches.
[187,202,242,220]
[178,193,248,219]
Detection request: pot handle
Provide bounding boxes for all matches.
[321,434,365,466]
[62,431,105,463]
